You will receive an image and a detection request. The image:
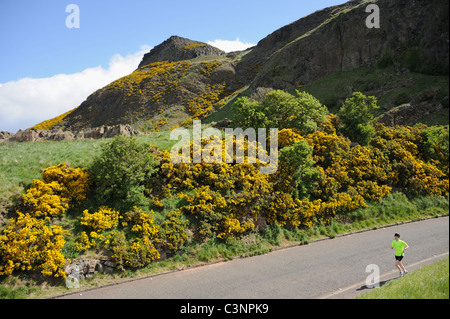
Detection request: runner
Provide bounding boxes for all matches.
[391,233,409,277]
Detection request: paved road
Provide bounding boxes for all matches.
[58,217,449,299]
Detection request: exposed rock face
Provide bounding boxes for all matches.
[250,0,449,90]
[138,35,226,68]
[2,124,140,143]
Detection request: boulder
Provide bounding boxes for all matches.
[0,131,13,143]
[13,129,41,142]
[50,130,75,141]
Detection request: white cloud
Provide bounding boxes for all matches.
[0,45,151,133]
[207,38,256,53]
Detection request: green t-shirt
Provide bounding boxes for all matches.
[392,239,408,256]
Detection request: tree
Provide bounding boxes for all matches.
[90,136,158,210]
[232,90,328,134]
[337,92,379,145]
[277,140,320,199]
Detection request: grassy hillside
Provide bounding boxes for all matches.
[1,62,449,299]
[297,66,449,122]
[0,132,177,220]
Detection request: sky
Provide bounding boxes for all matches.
[0,0,343,133]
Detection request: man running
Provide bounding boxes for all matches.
[392,233,409,277]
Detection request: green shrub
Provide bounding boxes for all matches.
[263,222,282,246]
[90,136,158,210]
[337,92,379,145]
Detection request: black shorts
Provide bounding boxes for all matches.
[395,255,404,261]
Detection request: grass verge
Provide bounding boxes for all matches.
[357,256,449,299]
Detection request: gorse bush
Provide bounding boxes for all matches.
[0,163,90,278]
[22,179,69,218]
[0,89,448,283]
[41,163,91,204]
[0,213,69,278]
[80,207,121,233]
[160,210,189,251]
[22,163,90,218]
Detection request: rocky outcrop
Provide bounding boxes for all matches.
[2,124,140,143]
[376,89,446,126]
[0,131,13,142]
[138,36,226,68]
[64,257,117,280]
[249,0,449,90]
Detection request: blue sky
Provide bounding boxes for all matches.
[0,0,343,132]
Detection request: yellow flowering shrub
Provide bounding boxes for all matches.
[108,231,160,270]
[305,129,351,165]
[200,61,221,76]
[184,43,207,50]
[80,206,120,233]
[30,107,77,130]
[355,181,392,202]
[122,206,160,238]
[371,124,449,196]
[74,231,95,251]
[160,210,189,251]
[156,136,274,239]
[125,236,160,268]
[217,216,254,240]
[182,83,228,126]
[265,192,317,228]
[0,213,69,278]
[41,163,91,204]
[75,205,163,270]
[22,179,69,218]
[277,128,303,149]
[182,185,227,239]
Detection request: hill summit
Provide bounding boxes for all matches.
[138,36,226,68]
[29,0,448,133]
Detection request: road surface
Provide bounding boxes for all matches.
[57,217,449,299]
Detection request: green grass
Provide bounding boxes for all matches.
[0,133,178,214]
[296,66,449,121]
[358,257,449,299]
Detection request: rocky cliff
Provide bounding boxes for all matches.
[29,0,448,133]
[250,0,449,89]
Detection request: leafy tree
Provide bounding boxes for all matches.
[90,136,158,210]
[277,140,320,199]
[232,90,328,134]
[421,125,449,174]
[337,92,379,145]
